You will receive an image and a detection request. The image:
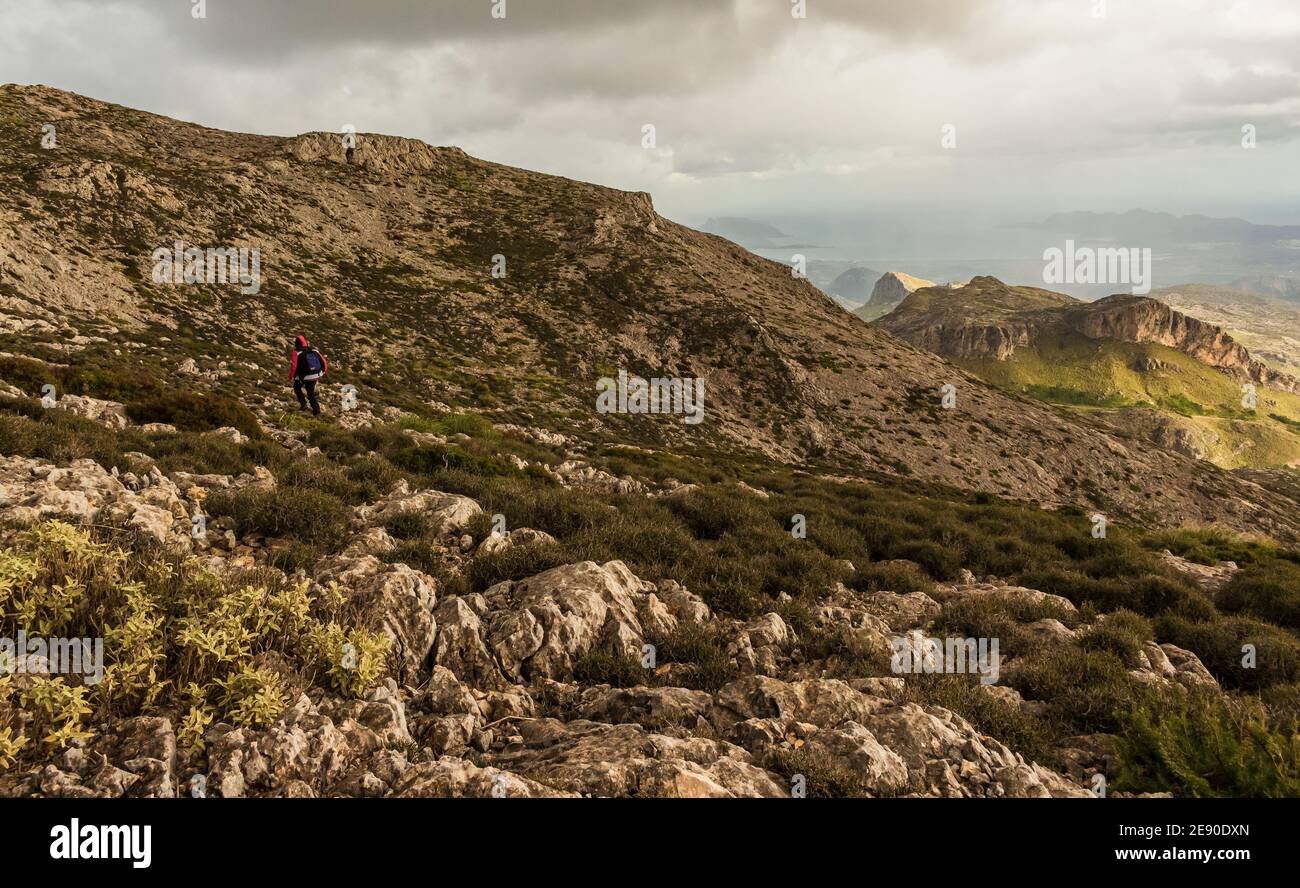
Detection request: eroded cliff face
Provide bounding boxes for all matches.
[908,320,1036,361]
[1064,296,1300,393]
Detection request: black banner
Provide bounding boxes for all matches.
[3,799,1278,875]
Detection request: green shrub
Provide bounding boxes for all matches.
[1155,615,1300,691]
[1008,646,1139,734]
[1078,610,1151,667]
[650,623,737,692]
[462,541,573,592]
[400,412,499,438]
[382,539,449,579]
[126,390,261,437]
[933,594,1078,658]
[798,622,891,679]
[664,489,772,540]
[383,511,433,541]
[903,674,1053,765]
[206,486,351,552]
[763,746,881,798]
[573,650,647,688]
[847,560,934,595]
[392,444,519,478]
[1219,561,1300,630]
[1114,688,1300,797]
[0,408,142,469]
[1146,527,1285,567]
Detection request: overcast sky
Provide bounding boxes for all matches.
[4,0,1299,227]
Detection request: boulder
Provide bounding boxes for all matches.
[54,394,129,429]
[436,560,668,688]
[476,526,557,556]
[354,480,483,535]
[484,718,786,798]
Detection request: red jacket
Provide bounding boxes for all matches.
[289,335,329,381]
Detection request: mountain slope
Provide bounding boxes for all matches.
[1,85,1299,538]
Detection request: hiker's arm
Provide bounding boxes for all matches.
[288,351,298,381]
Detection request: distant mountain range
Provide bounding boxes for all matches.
[699,217,796,249]
[1026,209,1300,247]
[1231,274,1300,303]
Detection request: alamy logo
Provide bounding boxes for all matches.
[1042,240,1152,295]
[151,240,261,295]
[49,819,151,869]
[890,631,1000,684]
[0,631,103,684]
[595,369,704,425]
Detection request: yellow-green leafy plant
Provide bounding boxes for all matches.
[9,521,126,635]
[97,579,167,715]
[214,665,286,728]
[174,580,313,683]
[20,676,93,752]
[176,682,215,753]
[0,520,389,771]
[0,726,25,771]
[0,676,29,771]
[304,622,391,698]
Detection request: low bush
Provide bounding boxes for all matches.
[1155,615,1300,691]
[125,390,261,437]
[572,650,646,688]
[903,674,1053,766]
[1218,560,1300,630]
[649,623,737,692]
[1114,688,1300,797]
[205,486,352,552]
[1008,646,1140,735]
[1077,610,1151,667]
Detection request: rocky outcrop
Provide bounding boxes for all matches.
[872,276,1067,360]
[314,556,439,678]
[485,718,786,798]
[285,132,468,177]
[1129,642,1219,691]
[353,480,483,534]
[0,454,190,545]
[711,676,1089,798]
[1157,550,1238,593]
[433,560,709,689]
[906,319,1036,361]
[54,394,130,429]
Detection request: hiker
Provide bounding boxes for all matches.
[288,334,329,415]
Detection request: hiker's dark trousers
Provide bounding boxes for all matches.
[294,378,320,415]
